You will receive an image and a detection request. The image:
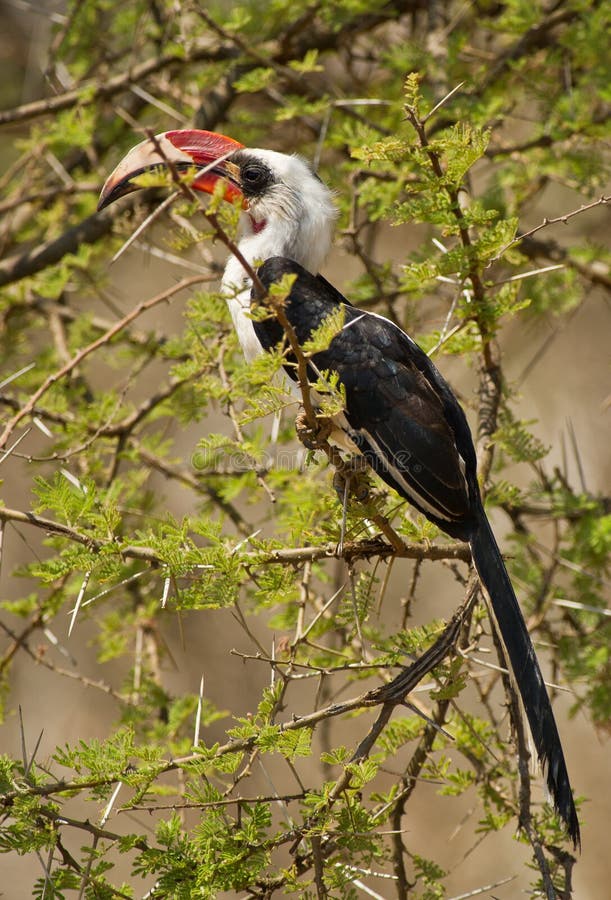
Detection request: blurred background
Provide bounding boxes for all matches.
[1,2,610,897]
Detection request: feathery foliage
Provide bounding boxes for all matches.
[0,1,609,897]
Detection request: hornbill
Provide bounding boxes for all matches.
[99,129,580,846]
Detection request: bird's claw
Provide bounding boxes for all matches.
[333,456,370,503]
[295,408,333,450]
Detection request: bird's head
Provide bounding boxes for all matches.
[98,129,336,275]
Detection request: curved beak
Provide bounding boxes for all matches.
[98,129,245,211]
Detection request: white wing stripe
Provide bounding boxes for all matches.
[360,428,456,522]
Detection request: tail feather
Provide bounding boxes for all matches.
[470,507,580,847]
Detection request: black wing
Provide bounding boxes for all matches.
[255,257,477,538]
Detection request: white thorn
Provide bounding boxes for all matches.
[193,675,205,747]
[161,576,171,608]
[0,428,32,464]
[68,570,91,637]
[100,782,123,826]
[60,468,87,493]
[32,416,54,438]
[0,362,36,390]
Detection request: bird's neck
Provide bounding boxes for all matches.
[222,210,333,292]
[221,211,334,360]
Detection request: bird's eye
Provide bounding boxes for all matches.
[240,163,273,194]
[242,166,263,184]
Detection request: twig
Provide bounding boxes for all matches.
[489,195,610,262]
[0,39,234,127]
[404,98,501,480]
[122,792,306,812]
[479,7,580,90]
[0,206,119,289]
[0,506,471,568]
[289,596,476,859]
[0,597,476,812]
[0,276,206,451]
[37,806,147,850]
[519,233,611,291]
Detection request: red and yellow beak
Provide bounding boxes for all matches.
[98,129,245,211]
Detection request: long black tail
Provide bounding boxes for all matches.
[469,505,580,847]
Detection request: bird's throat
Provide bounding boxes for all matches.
[249,215,267,234]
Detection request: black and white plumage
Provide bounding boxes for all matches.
[253,259,474,536]
[99,129,580,846]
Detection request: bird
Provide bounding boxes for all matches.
[98,128,580,846]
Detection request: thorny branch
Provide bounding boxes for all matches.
[0,205,121,289]
[0,504,470,566]
[0,40,230,127]
[0,3,405,129]
[0,601,474,810]
[519,234,611,292]
[490,195,611,263]
[397,91,561,894]
[0,275,206,451]
[1,595,474,900]
[1,2,604,895]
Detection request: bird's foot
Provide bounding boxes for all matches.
[333,455,370,556]
[295,407,333,450]
[333,455,370,503]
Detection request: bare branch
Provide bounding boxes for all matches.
[490,195,611,263]
[0,504,470,568]
[0,40,235,127]
[519,233,611,291]
[0,275,205,451]
[0,206,118,289]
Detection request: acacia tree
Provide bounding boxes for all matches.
[0,1,609,898]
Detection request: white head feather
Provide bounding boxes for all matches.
[221,150,337,359]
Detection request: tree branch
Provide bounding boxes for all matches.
[490,195,611,263]
[519,233,611,292]
[0,276,205,451]
[0,504,470,566]
[0,206,121,289]
[0,40,236,127]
